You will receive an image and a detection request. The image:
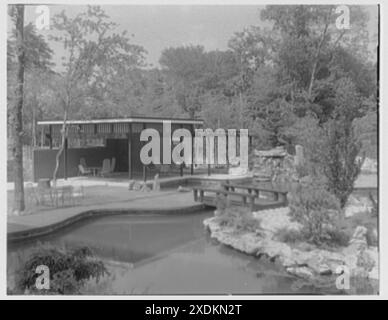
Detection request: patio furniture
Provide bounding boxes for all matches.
[36,186,55,206]
[88,166,102,176]
[25,182,40,205]
[73,185,85,204]
[100,159,111,177]
[110,157,116,173]
[80,158,88,168]
[78,164,92,176]
[53,186,75,207]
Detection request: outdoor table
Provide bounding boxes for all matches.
[88,166,101,176]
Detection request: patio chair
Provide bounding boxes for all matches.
[100,158,111,177]
[56,185,75,207]
[110,157,116,173]
[78,164,92,176]
[36,186,55,206]
[80,158,88,168]
[25,182,39,205]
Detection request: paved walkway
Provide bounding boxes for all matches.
[7,190,200,235]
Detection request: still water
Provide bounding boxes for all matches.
[8,211,367,295]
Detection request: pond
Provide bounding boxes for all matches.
[7,210,372,295]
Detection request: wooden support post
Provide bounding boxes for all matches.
[193,189,198,201]
[249,197,254,211]
[200,190,204,202]
[191,125,194,175]
[41,126,45,147]
[226,132,229,172]
[64,138,68,180]
[273,192,279,201]
[128,123,132,180]
[180,124,184,177]
[142,123,147,182]
[207,164,211,176]
[49,125,53,149]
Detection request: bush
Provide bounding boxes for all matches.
[289,181,341,246]
[215,207,262,233]
[14,244,108,295]
[325,227,350,247]
[275,228,304,244]
[321,119,363,208]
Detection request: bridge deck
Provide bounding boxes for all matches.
[192,184,288,211]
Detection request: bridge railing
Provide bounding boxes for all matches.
[222,183,288,203]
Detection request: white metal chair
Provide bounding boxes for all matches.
[110,157,116,173]
[100,159,111,177]
[78,164,92,176]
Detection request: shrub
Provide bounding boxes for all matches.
[233,209,262,233]
[325,227,350,247]
[289,181,341,246]
[321,119,363,208]
[14,244,108,295]
[215,207,261,233]
[275,228,304,244]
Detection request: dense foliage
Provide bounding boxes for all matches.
[288,181,350,246]
[14,245,108,295]
[7,5,378,207]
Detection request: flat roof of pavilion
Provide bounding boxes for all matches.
[37,115,204,126]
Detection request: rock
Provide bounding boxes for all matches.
[177,185,190,192]
[360,157,377,173]
[257,239,295,266]
[132,182,142,191]
[128,180,135,190]
[286,266,314,279]
[228,166,248,176]
[204,216,379,283]
[295,242,315,252]
[294,145,304,166]
[348,226,368,250]
[254,146,288,158]
[139,182,150,192]
[344,195,372,217]
[253,207,302,237]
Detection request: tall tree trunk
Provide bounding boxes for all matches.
[307,23,329,101]
[32,96,36,147]
[10,4,25,212]
[52,105,69,187]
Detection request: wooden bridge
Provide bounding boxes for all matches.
[192,183,288,211]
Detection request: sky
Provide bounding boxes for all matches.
[10,5,379,69]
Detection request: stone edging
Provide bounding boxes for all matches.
[204,216,378,284]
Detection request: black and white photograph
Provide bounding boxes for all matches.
[3,1,383,298]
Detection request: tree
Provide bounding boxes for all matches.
[321,78,364,208]
[160,45,208,118]
[49,6,145,184]
[8,23,54,147]
[8,4,25,213]
[262,5,371,105]
[228,26,273,127]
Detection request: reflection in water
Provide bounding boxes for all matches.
[7,210,363,295]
